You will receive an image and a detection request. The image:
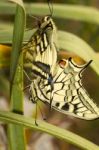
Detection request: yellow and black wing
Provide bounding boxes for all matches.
[31,58,99,120]
[23,16,57,80]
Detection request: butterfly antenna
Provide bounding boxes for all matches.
[47,0,53,17]
[28,14,40,22]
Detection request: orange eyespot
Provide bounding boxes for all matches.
[59,59,67,68]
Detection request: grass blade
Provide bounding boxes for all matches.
[0,28,99,76]
[0,111,99,150]
[1,3,99,25]
[6,0,26,150]
[58,31,99,75]
[25,3,99,24]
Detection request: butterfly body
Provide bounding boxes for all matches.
[23,16,57,80]
[29,58,99,120]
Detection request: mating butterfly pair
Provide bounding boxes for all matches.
[23,16,99,122]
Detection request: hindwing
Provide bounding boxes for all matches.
[30,58,99,120]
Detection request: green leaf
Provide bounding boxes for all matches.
[10,6,25,82]
[58,31,99,75]
[25,3,99,24]
[1,3,99,25]
[0,111,99,150]
[1,28,99,76]
[8,0,24,8]
[8,55,26,150]
[5,0,26,150]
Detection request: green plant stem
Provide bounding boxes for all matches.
[9,3,26,150]
[0,111,99,150]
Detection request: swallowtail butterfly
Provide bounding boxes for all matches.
[29,58,99,120]
[23,16,57,80]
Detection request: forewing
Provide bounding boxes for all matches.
[23,16,57,79]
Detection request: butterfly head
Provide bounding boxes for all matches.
[37,15,55,30]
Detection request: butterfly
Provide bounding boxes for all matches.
[29,58,99,120]
[22,16,58,81]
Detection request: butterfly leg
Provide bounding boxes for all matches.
[31,98,46,125]
[23,69,33,82]
[29,82,39,125]
[30,95,47,125]
[18,61,32,81]
[23,85,30,91]
[29,93,39,126]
